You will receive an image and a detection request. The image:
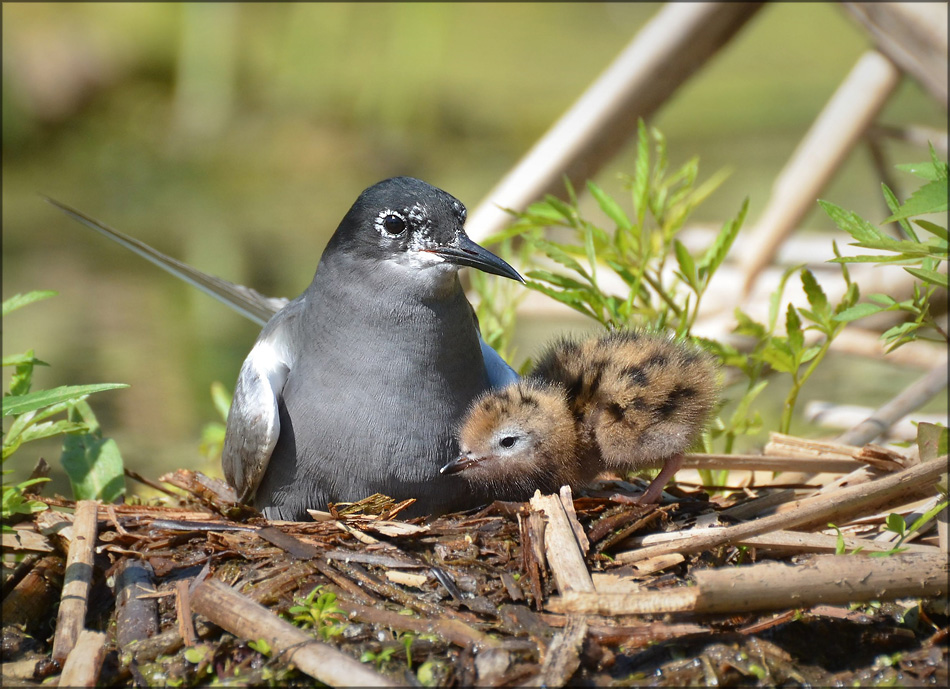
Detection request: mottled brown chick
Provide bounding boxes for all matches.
[441,380,582,501]
[445,329,718,504]
[574,329,719,503]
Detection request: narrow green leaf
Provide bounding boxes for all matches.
[913,219,948,241]
[881,183,917,241]
[2,353,49,368]
[699,197,748,277]
[18,419,90,445]
[673,239,697,289]
[587,180,631,230]
[819,200,889,244]
[832,302,888,322]
[2,290,57,317]
[768,265,804,332]
[904,266,948,288]
[525,269,590,291]
[2,384,128,417]
[786,305,804,352]
[531,238,591,281]
[868,294,897,306]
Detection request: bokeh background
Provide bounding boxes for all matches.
[3,3,946,496]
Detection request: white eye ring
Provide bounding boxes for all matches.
[375,210,407,236]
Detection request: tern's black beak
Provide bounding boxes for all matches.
[425,234,524,283]
[440,453,478,475]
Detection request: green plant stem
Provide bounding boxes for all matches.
[779,334,836,434]
[642,272,682,317]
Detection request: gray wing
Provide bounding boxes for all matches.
[220,301,300,502]
[478,332,520,388]
[44,197,288,325]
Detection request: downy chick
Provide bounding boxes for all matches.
[444,330,718,503]
[440,380,583,501]
[577,329,718,503]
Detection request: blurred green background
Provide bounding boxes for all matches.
[3,3,946,495]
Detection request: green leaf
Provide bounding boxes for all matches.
[882,179,949,222]
[16,420,90,446]
[800,269,830,323]
[881,183,917,241]
[913,219,948,241]
[885,512,906,535]
[786,305,804,352]
[895,161,945,181]
[699,198,748,280]
[587,180,631,230]
[530,238,590,280]
[903,266,948,289]
[768,265,804,332]
[673,239,697,289]
[868,294,897,306]
[60,402,125,503]
[2,352,50,368]
[832,302,887,322]
[760,341,797,374]
[2,291,57,317]
[7,350,37,397]
[3,384,128,417]
[526,269,590,291]
[819,200,889,244]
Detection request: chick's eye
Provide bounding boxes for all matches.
[499,436,518,449]
[382,214,406,235]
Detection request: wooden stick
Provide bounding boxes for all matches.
[1,555,64,632]
[114,559,159,653]
[338,598,500,650]
[737,50,901,294]
[836,360,949,446]
[51,500,99,664]
[615,528,938,560]
[529,491,594,595]
[58,629,107,687]
[841,2,948,108]
[191,578,398,687]
[619,458,945,562]
[176,579,198,646]
[538,616,588,688]
[549,552,948,616]
[465,2,763,242]
[680,453,863,473]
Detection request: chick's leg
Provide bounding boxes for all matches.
[637,453,684,504]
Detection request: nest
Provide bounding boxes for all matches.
[3,434,947,687]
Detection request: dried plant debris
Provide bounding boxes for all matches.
[2,447,948,687]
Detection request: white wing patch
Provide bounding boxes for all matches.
[222,333,292,502]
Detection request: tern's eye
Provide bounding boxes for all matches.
[382,214,407,235]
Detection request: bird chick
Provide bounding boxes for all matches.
[446,330,718,504]
[441,380,583,501]
[577,329,719,503]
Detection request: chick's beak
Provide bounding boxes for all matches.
[440,452,479,475]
